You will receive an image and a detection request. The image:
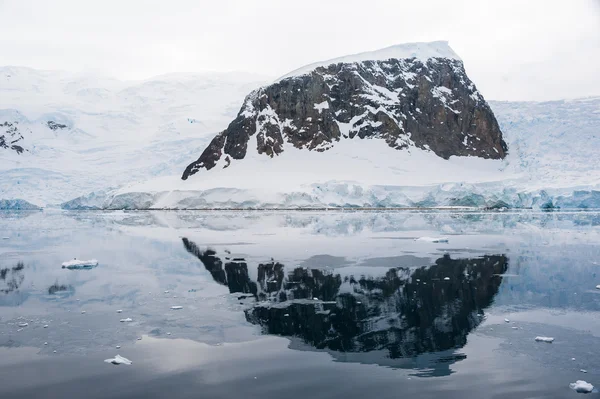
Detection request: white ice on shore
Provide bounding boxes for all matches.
[569,380,594,393]
[61,259,99,269]
[534,336,554,343]
[415,237,449,243]
[104,355,132,365]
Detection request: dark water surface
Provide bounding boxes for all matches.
[1,210,599,398]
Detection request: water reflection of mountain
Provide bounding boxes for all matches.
[183,238,507,374]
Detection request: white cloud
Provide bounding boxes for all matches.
[0,0,598,100]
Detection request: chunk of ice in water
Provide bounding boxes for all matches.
[164,290,169,294]
[415,237,449,243]
[167,332,171,335]
[17,322,28,327]
[116,345,121,349]
[61,259,99,270]
[596,285,600,290]
[504,318,510,323]
[116,310,123,313]
[81,311,86,314]
[535,336,554,343]
[44,342,48,345]
[443,277,450,281]
[569,380,594,393]
[580,369,588,373]
[104,355,132,365]
[43,325,48,328]
[120,318,133,322]
[511,326,519,330]
[171,306,183,310]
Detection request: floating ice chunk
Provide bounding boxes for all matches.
[313,297,318,301]
[104,355,132,365]
[535,336,554,343]
[137,337,142,340]
[164,290,169,294]
[18,322,28,327]
[43,325,48,328]
[44,342,48,345]
[116,310,123,313]
[572,358,576,361]
[443,277,450,281]
[596,285,600,290]
[61,259,99,270]
[284,314,290,317]
[569,380,594,393]
[17,328,23,332]
[116,345,121,349]
[504,318,510,323]
[120,318,133,322]
[81,311,86,314]
[511,326,519,329]
[167,332,171,335]
[170,306,183,310]
[581,369,588,373]
[53,350,57,353]
[415,237,449,243]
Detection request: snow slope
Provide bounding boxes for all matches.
[0,66,267,206]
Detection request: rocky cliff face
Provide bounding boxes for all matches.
[183,42,507,180]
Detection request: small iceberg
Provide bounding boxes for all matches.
[569,380,594,393]
[443,277,450,281]
[104,355,132,365]
[170,306,183,310]
[534,336,554,343]
[62,259,99,270]
[415,237,449,243]
[120,318,133,322]
[596,285,600,290]
[17,322,28,327]
[504,318,510,323]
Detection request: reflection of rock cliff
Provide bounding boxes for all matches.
[0,262,24,294]
[183,238,507,371]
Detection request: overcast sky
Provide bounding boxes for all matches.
[1,0,599,101]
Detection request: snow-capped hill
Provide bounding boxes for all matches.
[0,67,268,206]
[183,41,506,180]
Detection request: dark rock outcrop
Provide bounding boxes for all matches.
[183,44,507,180]
[47,121,67,131]
[0,121,26,154]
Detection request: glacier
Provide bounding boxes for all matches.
[1,65,599,210]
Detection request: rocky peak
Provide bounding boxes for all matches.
[182,41,507,180]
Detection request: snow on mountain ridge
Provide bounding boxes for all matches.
[278,41,460,81]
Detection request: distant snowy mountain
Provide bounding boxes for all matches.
[0,66,268,206]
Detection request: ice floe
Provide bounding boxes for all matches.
[415,237,449,243]
[534,336,554,343]
[17,322,28,327]
[569,380,594,393]
[61,259,99,270]
[170,306,183,310]
[104,355,132,365]
[120,318,133,322]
